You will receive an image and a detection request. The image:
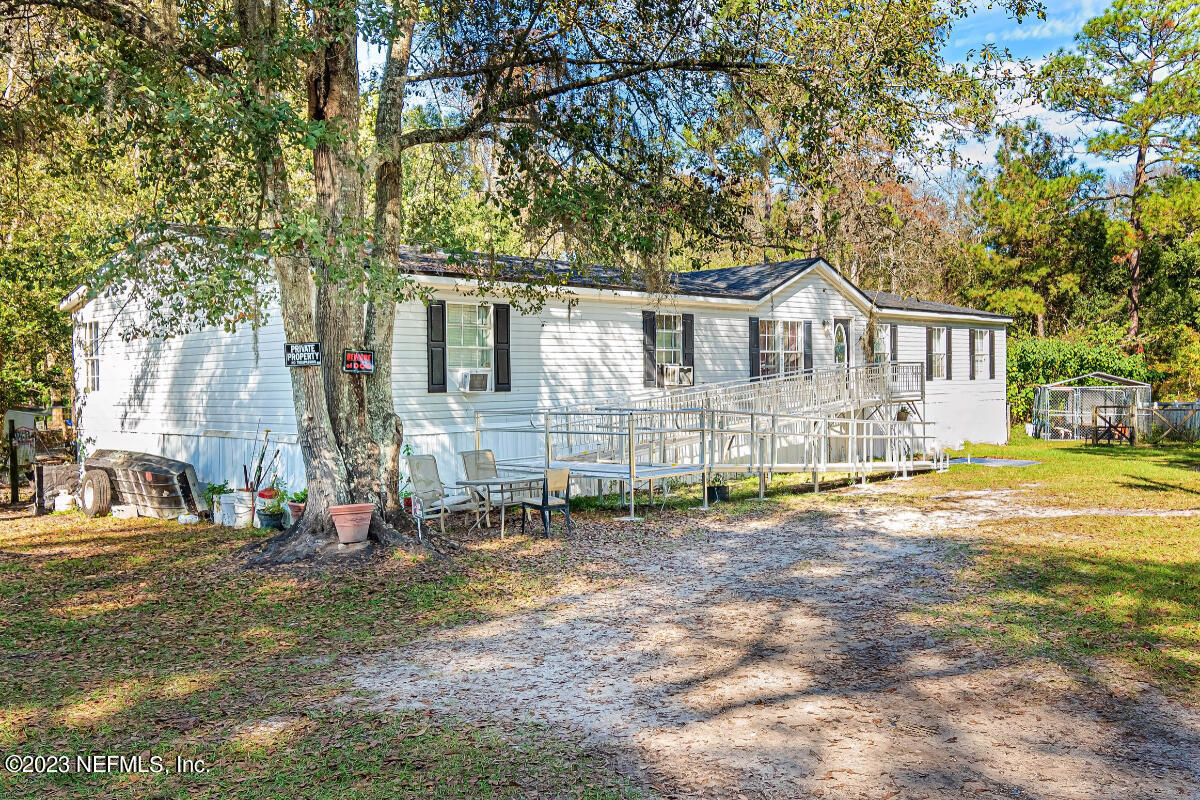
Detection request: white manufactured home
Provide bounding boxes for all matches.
[62,253,1010,495]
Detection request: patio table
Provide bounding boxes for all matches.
[456,475,543,537]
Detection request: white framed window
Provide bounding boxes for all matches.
[873,324,892,363]
[759,319,803,377]
[446,303,492,370]
[656,313,683,366]
[930,326,947,379]
[973,329,989,379]
[80,321,100,392]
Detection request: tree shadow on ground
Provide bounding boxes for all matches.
[348,504,1200,799]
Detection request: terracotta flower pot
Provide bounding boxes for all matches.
[330,503,373,544]
[286,501,305,522]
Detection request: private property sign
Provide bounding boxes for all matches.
[284,342,322,367]
[343,350,375,374]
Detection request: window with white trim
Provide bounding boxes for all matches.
[759,319,803,377]
[872,324,892,363]
[930,326,947,379]
[80,321,100,392]
[973,329,989,379]
[446,303,492,370]
[656,313,683,366]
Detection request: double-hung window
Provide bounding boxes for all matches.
[929,327,947,379]
[759,320,803,377]
[80,321,100,392]
[446,304,492,370]
[656,313,683,367]
[873,324,892,363]
[973,329,989,379]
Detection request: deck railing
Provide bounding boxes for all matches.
[469,361,932,519]
[607,361,924,417]
[477,406,944,519]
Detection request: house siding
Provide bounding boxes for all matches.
[888,320,1009,448]
[71,268,1009,491]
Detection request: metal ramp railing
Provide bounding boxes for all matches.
[607,362,924,416]
[467,361,938,519]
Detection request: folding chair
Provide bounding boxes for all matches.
[406,455,477,539]
[520,467,573,538]
[460,449,539,534]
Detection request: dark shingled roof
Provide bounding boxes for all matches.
[862,290,1009,320]
[398,248,1005,318]
[397,249,821,300]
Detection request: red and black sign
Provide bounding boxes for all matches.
[343,350,375,374]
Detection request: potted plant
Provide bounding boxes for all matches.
[706,474,730,503]
[201,480,232,524]
[330,502,374,544]
[286,488,306,523]
[258,495,286,530]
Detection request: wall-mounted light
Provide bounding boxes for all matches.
[821,319,831,337]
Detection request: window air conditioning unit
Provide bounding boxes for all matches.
[459,370,492,392]
[660,365,694,387]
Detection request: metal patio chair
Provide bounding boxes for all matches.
[406,454,477,539]
[460,449,540,535]
[520,467,574,538]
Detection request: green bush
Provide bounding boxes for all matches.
[1007,335,1155,421]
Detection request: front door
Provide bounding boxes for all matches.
[833,318,851,367]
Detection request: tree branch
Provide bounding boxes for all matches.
[3,0,232,78]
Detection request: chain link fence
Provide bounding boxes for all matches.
[1032,384,1152,441]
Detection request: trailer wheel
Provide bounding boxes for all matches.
[81,470,112,517]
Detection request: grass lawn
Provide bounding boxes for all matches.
[0,512,647,799]
[918,427,1200,509]
[919,514,1200,700]
[909,431,1200,700]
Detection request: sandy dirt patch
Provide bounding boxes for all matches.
[352,496,1200,799]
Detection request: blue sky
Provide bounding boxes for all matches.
[945,1,1122,175]
[947,0,1102,63]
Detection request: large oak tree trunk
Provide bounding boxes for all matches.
[367,15,417,524]
[252,8,422,563]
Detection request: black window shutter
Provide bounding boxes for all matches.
[493,303,511,392]
[925,327,934,379]
[890,323,898,362]
[969,328,976,380]
[642,311,657,387]
[749,317,760,377]
[803,320,814,371]
[989,329,996,380]
[946,327,953,381]
[682,313,694,369]
[427,300,447,393]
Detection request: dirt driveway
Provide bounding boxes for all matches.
[353,493,1200,799]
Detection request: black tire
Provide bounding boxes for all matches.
[81,470,112,517]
